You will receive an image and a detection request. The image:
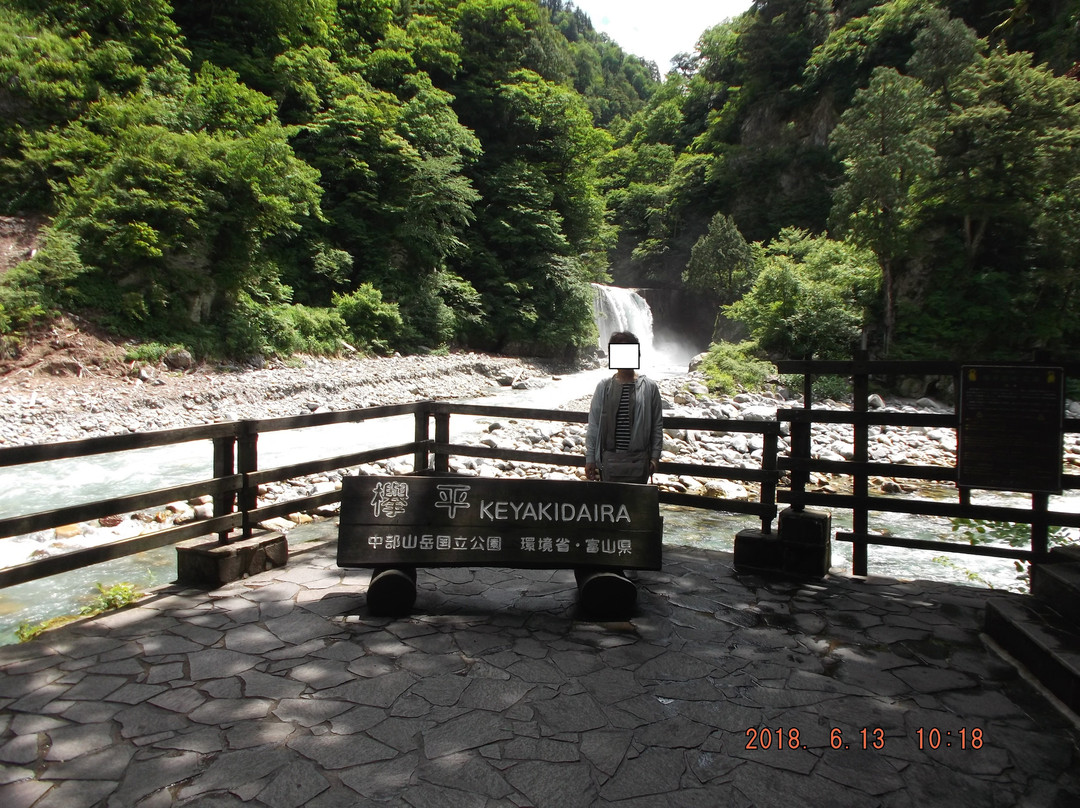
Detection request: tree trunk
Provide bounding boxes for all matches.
[882,257,894,355]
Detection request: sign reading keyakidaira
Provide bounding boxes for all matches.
[337,475,663,570]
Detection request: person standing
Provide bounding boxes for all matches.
[584,332,663,483]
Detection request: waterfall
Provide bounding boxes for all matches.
[591,283,655,354]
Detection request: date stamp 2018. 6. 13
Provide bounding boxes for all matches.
[744,726,984,752]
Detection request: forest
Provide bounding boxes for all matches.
[0,0,1078,364]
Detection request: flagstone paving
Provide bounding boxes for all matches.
[1,523,1079,807]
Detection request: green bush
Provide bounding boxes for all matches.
[124,342,175,364]
[779,373,852,402]
[0,228,85,335]
[332,284,403,354]
[698,341,774,395]
[221,292,299,358]
[395,270,483,350]
[725,229,879,360]
[0,285,45,336]
[282,304,349,355]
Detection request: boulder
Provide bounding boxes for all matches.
[705,479,749,500]
[741,405,777,422]
[164,348,195,370]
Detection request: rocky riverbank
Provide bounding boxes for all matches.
[0,350,577,446]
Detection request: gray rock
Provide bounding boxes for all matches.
[741,405,777,421]
[164,348,194,370]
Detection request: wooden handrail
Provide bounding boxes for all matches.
[0,422,241,468]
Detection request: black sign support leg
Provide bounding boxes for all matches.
[575,568,637,619]
[367,566,417,616]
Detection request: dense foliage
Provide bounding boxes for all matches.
[0,0,654,357]
[1,0,1078,362]
[606,0,1080,361]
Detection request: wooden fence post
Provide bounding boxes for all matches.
[761,430,778,534]
[237,421,258,538]
[789,418,810,511]
[212,433,236,544]
[852,352,870,576]
[434,411,451,474]
[1031,491,1050,559]
[413,406,430,472]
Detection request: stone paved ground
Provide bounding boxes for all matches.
[1,523,1079,807]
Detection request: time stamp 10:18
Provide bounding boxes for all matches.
[745,727,984,751]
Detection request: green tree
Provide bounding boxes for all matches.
[445,1,613,351]
[726,229,879,359]
[51,116,321,337]
[9,0,189,69]
[830,66,937,351]
[927,45,1080,349]
[683,213,757,305]
[805,0,943,103]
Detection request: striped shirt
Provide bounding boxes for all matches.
[615,382,632,450]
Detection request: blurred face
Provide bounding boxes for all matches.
[608,341,640,370]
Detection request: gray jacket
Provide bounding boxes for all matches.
[585,375,663,467]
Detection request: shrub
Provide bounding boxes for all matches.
[779,373,852,402]
[221,292,301,358]
[124,342,175,364]
[698,341,773,395]
[282,304,349,355]
[332,284,403,354]
[725,229,879,359]
[395,270,483,350]
[0,227,85,335]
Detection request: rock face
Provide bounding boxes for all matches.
[0,215,43,273]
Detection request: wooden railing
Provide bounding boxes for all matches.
[0,401,781,589]
[775,357,1080,576]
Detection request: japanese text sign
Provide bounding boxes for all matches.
[337,475,663,570]
[958,365,1064,493]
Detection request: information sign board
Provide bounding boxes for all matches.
[958,365,1064,493]
[337,475,663,570]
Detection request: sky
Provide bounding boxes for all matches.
[568,0,756,72]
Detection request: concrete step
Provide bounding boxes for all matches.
[985,596,1080,715]
[1031,561,1080,625]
